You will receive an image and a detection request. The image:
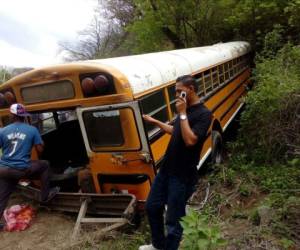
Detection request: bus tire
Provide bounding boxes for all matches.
[211,130,223,165]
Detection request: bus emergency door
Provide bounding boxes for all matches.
[77,101,155,202]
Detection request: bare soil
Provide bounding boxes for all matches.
[0,194,75,250]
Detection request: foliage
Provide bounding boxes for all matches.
[0,67,12,84]
[60,0,300,59]
[180,209,226,250]
[236,41,300,163]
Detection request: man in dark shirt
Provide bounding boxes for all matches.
[139,75,212,250]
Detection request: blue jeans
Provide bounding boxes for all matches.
[145,171,196,250]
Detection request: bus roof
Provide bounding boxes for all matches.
[87,41,250,95]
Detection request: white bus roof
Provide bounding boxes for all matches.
[87,41,251,95]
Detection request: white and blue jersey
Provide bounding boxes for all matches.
[0,122,42,169]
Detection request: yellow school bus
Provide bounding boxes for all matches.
[0,41,251,203]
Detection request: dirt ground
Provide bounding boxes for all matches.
[0,194,76,250]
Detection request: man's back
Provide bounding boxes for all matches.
[0,122,42,169]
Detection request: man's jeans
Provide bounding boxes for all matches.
[0,160,50,219]
[145,171,196,250]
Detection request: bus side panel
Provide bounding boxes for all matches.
[199,134,212,159]
[150,134,171,164]
[89,152,156,201]
[205,69,250,129]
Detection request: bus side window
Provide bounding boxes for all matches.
[140,90,169,137]
[212,67,219,88]
[218,64,225,85]
[204,70,212,93]
[233,58,238,75]
[224,63,230,81]
[229,60,234,78]
[167,85,176,118]
[195,72,204,97]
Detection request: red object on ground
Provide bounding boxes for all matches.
[3,205,35,232]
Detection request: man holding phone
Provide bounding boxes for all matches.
[140,75,212,250]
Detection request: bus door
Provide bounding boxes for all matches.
[77,101,155,202]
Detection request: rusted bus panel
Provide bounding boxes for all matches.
[221,99,244,129]
[88,151,156,200]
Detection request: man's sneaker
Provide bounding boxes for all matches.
[41,186,60,203]
[138,244,160,250]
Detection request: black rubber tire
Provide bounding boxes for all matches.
[211,130,223,165]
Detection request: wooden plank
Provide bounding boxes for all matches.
[72,199,88,240]
[80,218,128,224]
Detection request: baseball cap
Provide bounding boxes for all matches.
[10,103,31,117]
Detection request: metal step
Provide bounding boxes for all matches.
[17,185,136,219]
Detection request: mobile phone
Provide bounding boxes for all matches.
[180,91,186,101]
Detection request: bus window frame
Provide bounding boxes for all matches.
[77,101,149,154]
[21,80,75,105]
[140,90,169,137]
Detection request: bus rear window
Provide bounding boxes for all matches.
[82,107,141,151]
[21,80,74,104]
[83,110,124,148]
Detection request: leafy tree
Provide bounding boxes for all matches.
[0,67,12,84]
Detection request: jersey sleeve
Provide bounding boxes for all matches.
[191,110,212,141]
[32,127,43,145]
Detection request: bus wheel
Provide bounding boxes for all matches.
[211,130,223,165]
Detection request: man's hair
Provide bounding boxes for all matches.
[176,75,198,92]
[12,114,25,122]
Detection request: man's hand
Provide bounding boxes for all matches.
[142,114,173,134]
[143,114,158,124]
[176,97,187,114]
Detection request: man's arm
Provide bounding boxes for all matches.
[143,115,173,134]
[32,127,44,155]
[179,118,199,147]
[176,98,212,147]
[35,143,44,155]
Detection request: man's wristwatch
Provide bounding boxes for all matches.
[179,114,187,120]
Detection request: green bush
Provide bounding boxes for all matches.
[180,209,226,250]
[238,43,300,163]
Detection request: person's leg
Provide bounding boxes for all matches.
[0,167,26,219]
[165,176,196,250]
[25,160,51,201]
[0,178,18,220]
[145,171,168,250]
